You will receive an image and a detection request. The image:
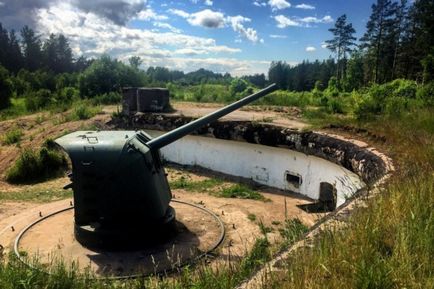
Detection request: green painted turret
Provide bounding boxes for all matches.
[55,84,277,249]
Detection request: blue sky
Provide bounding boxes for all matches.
[0,0,376,75]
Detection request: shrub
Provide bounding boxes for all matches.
[1,128,23,145]
[324,76,339,97]
[71,103,101,120]
[57,87,80,103]
[0,65,13,110]
[91,92,121,105]
[391,79,417,98]
[328,98,344,114]
[6,145,67,184]
[230,78,248,95]
[354,95,382,120]
[416,82,434,106]
[25,89,53,111]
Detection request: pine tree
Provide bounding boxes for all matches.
[401,0,434,80]
[42,34,73,73]
[325,14,357,88]
[7,30,23,73]
[21,26,43,71]
[360,0,397,83]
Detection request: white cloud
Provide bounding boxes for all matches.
[169,8,261,43]
[0,1,4,7]
[274,14,334,28]
[306,46,316,52]
[227,15,260,43]
[300,15,333,24]
[36,3,240,59]
[268,0,291,11]
[136,8,168,21]
[274,15,300,28]
[269,34,287,38]
[204,0,213,6]
[295,3,315,10]
[168,9,190,18]
[187,9,226,28]
[253,1,267,7]
[153,22,182,33]
[321,41,327,49]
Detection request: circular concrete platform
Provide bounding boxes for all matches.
[15,200,224,278]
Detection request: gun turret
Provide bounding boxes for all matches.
[55,84,277,249]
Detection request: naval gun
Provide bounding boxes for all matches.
[55,84,277,249]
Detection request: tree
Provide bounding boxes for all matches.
[242,74,266,88]
[129,56,142,69]
[268,61,290,89]
[79,55,145,97]
[42,34,73,73]
[343,51,365,91]
[326,14,357,88]
[360,0,398,83]
[7,30,23,73]
[400,0,434,80]
[0,65,13,109]
[21,26,43,71]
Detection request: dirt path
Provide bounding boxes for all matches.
[171,102,308,129]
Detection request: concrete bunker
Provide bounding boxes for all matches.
[127,113,387,209]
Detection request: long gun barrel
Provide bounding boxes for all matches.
[146,83,278,150]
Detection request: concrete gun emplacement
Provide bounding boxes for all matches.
[55,84,277,249]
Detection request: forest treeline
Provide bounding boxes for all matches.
[269,0,433,91]
[0,0,432,115]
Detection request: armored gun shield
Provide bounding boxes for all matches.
[56,130,175,249]
[56,84,277,249]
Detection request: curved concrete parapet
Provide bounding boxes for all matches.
[113,113,393,208]
[116,113,394,288]
[125,113,389,184]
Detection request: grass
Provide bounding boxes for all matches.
[170,175,223,191]
[217,184,266,201]
[1,128,23,145]
[248,213,257,222]
[0,234,273,289]
[6,146,68,184]
[267,108,434,289]
[170,176,267,201]
[0,189,72,202]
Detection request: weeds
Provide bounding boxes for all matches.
[218,184,265,201]
[6,144,67,184]
[1,128,23,145]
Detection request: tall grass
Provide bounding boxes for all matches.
[6,145,68,184]
[1,128,23,145]
[270,109,434,289]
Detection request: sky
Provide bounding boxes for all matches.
[0,0,376,76]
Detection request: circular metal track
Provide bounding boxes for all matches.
[14,200,225,280]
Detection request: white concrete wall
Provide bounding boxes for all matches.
[147,131,365,207]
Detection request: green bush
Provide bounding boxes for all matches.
[57,86,80,103]
[1,128,23,145]
[6,146,67,184]
[258,90,314,107]
[328,98,344,114]
[417,82,434,106]
[354,95,382,120]
[230,78,248,95]
[71,103,100,120]
[25,89,53,111]
[91,92,121,105]
[0,65,13,110]
[324,76,340,97]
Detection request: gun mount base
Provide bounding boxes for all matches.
[74,206,176,250]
